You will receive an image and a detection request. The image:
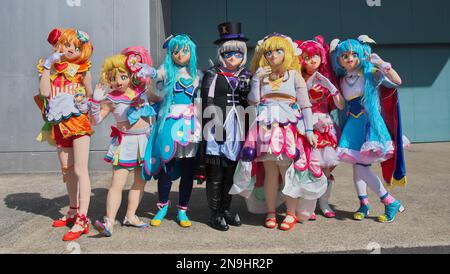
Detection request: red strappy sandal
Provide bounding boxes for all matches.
[63,214,90,241]
[279,212,299,231]
[52,206,79,227]
[264,212,278,229]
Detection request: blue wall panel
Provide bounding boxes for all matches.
[170,0,450,143]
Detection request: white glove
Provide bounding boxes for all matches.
[370,53,392,72]
[302,107,317,147]
[256,66,272,79]
[88,99,103,125]
[136,63,157,79]
[315,72,338,96]
[93,83,109,102]
[43,51,63,70]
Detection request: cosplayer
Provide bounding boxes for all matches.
[330,35,407,223]
[230,33,327,231]
[36,28,94,241]
[295,36,345,219]
[91,47,157,237]
[197,22,252,231]
[140,34,202,228]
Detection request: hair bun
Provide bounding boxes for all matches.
[47,28,62,46]
[315,35,325,45]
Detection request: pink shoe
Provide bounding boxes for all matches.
[309,213,317,221]
[323,211,336,218]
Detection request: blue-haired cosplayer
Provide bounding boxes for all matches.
[330,35,409,223]
[138,34,202,228]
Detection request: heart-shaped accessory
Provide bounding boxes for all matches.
[179,77,194,88]
[309,84,326,101]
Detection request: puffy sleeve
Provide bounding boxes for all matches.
[201,69,217,102]
[37,59,45,77]
[294,70,312,109]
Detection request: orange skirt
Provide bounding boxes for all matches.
[53,114,94,148]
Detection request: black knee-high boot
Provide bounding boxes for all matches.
[221,161,241,226]
[206,165,229,231]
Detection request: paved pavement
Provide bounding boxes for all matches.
[0,143,449,254]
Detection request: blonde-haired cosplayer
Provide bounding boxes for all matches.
[250,35,300,73]
[101,54,129,84]
[231,33,328,231]
[90,48,159,237]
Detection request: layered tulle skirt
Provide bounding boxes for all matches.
[230,99,327,214]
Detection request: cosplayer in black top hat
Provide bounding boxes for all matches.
[196,22,252,231]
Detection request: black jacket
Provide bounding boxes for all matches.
[196,66,252,168]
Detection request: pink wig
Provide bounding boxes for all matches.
[121,46,153,89]
[121,45,152,66]
[295,35,336,83]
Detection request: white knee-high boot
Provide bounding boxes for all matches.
[319,179,336,218]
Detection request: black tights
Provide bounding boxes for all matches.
[157,158,195,207]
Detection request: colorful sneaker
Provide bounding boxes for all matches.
[378,200,405,223]
[94,216,114,237]
[151,202,169,227]
[177,206,192,228]
[353,204,371,220]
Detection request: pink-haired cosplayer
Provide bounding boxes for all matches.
[295,36,345,219]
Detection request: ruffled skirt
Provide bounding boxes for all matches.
[104,127,150,168]
[143,103,201,178]
[311,112,340,168]
[338,112,394,165]
[230,99,327,213]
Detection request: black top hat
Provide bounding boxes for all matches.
[214,22,249,45]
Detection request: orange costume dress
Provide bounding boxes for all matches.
[35,60,94,148]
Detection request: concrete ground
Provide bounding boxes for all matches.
[0,143,449,254]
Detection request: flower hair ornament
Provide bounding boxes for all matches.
[123,51,146,87]
[125,52,144,74]
[256,33,302,56]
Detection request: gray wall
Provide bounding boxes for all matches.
[0,0,167,173]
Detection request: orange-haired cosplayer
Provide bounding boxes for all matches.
[36,28,94,242]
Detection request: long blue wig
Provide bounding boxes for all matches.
[331,39,387,148]
[156,34,197,135]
